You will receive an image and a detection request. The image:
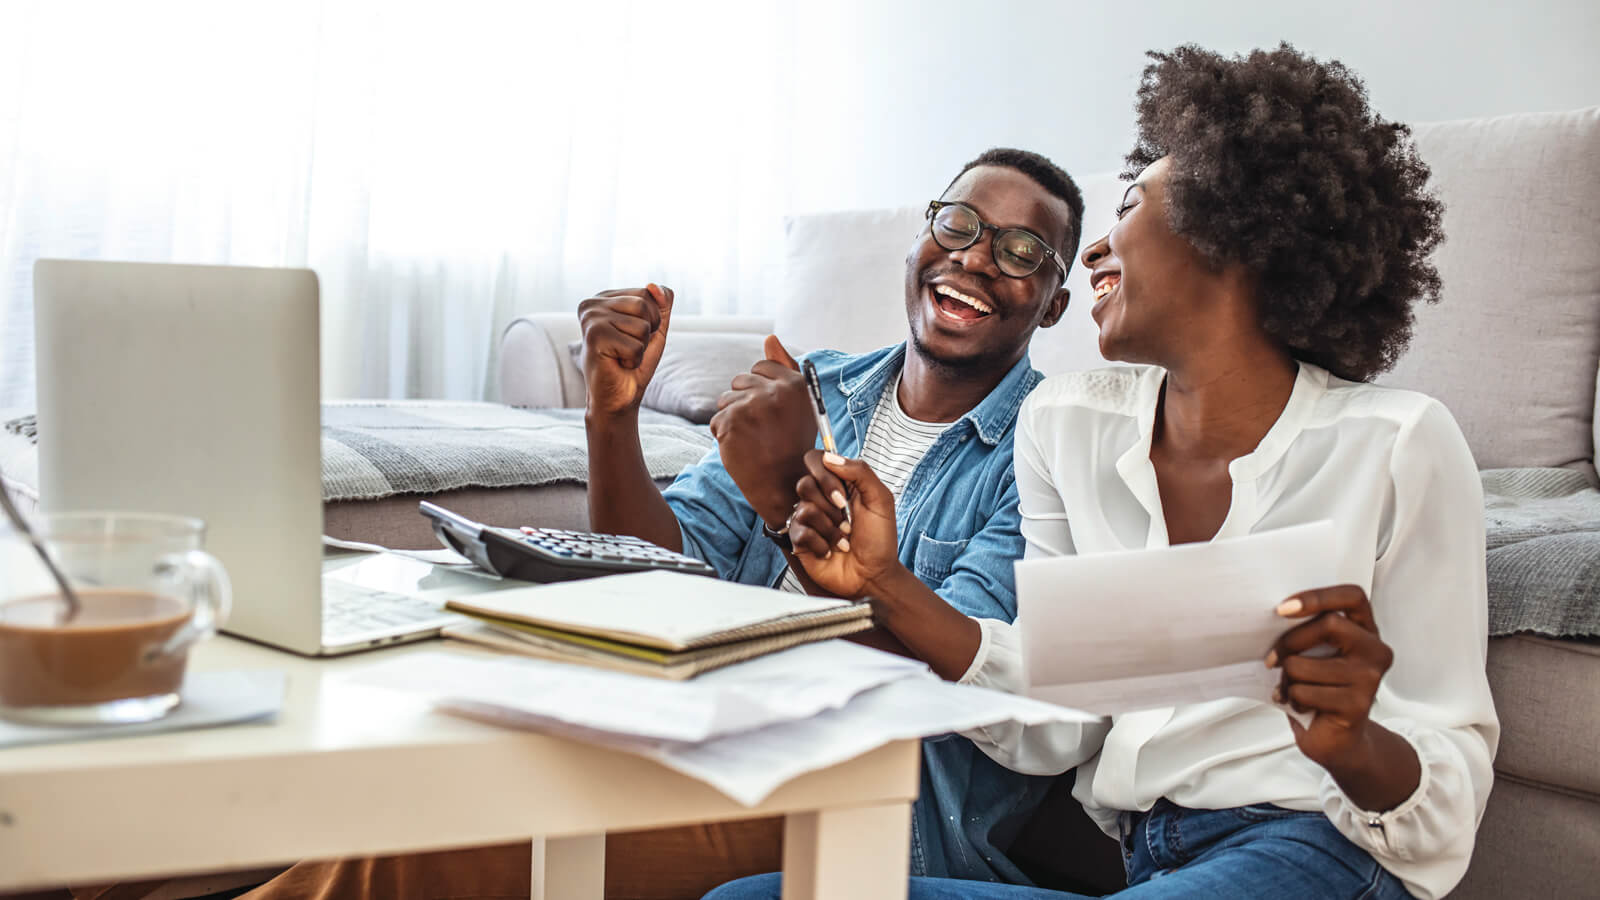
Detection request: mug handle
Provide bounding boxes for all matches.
[146,550,233,663]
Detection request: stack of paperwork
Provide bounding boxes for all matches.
[349,522,1341,804]
[349,640,1093,805]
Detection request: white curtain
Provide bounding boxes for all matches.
[0,0,798,408]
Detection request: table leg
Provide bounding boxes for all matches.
[781,802,911,900]
[529,833,605,900]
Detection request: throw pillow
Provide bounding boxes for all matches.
[567,332,768,425]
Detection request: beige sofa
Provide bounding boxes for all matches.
[498,106,1600,897]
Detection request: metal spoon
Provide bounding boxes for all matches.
[0,464,81,623]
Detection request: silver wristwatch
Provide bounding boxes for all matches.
[761,504,801,552]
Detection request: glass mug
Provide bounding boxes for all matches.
[0,512,231,724]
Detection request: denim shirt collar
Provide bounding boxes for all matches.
[836,343,1041,446]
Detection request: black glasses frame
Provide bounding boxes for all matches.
[925,200,1069,286]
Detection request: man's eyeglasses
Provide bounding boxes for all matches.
[925,201,1068,285]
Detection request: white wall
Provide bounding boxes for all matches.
[782,0,1600,214]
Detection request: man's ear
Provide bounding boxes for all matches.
[1038,288,1070,329]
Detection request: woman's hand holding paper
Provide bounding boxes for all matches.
[1267,585,1422,812]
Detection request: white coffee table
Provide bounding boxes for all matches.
[0,636,919,899]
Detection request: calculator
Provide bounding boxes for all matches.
[418,501,717,583]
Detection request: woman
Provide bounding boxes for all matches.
[706,44,1496,900]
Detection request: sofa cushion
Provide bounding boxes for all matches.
[322,479,698,550]
[1450,774,1600,900]
[1485,634,1600,797]
[1382,107,1600,471]
[567,332,768,425]
[324,483,593,550]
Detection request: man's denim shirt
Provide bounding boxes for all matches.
[663,343,1052,884]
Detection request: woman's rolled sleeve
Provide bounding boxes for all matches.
[1319,720,1492,900]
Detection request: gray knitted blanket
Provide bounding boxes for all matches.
[319,402,713,500]
[4,403,715,502]
[1482,467,1600,638]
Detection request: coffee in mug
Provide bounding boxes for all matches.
[0,513,230,724]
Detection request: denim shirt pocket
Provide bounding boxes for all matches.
[912,534,969,585]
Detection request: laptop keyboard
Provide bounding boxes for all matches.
[322,579,463,643]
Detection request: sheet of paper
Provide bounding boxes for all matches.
[321,534,477,568]
[1017,520,1340,715]
[323,551,509,599]
[447,676,1101,806]
[347,639,929,744]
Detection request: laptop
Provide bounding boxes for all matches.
[32,259,501,655]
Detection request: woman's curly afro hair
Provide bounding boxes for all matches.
[1126,43,1444,382]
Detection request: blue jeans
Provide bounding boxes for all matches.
[701,800,1413,899]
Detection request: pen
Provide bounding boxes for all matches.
[801,359,851,526]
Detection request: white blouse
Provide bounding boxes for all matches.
[958,362,1499,900]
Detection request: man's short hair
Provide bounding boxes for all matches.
[944,148,1086,268]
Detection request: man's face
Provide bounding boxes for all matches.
[903,165,1073,373]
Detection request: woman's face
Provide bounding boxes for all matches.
[1080,157,1220,366]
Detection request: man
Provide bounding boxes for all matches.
[580,147,1084,885]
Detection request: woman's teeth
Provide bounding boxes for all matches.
[1093,275,1121,302]
[933,284,993,314]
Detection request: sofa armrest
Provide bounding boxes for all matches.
[498,311,777,409]
[499,313,584,408]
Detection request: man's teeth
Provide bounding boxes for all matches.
[1093,276,1121,301]
[933,284,993,314]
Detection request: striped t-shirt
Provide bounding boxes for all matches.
[778,371,950,593]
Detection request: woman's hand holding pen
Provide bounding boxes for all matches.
[1266,585,1422,811]
[787,450,899,599]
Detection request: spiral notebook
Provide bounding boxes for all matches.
[443,570,873,678]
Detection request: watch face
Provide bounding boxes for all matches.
[762,517,794,552]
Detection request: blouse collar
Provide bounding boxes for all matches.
[1115,360,1329,545]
